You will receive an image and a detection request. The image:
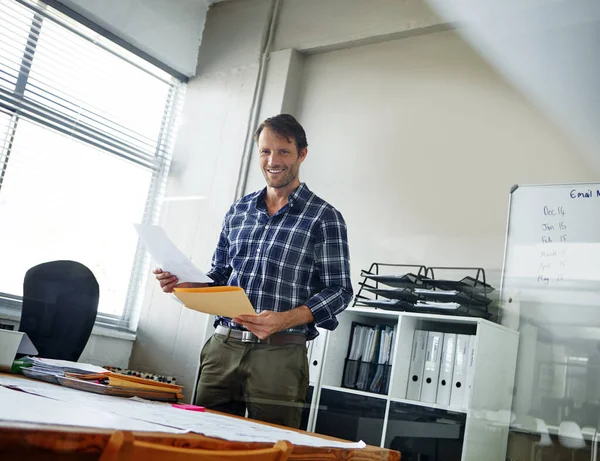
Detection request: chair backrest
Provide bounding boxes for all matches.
[99,432,293,461]
[558,421,587,449]
[535,418,553,446]
[19,260,99,361]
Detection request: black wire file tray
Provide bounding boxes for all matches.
[359,272,432,289]
[423,277,495,294]
[363,287,420,304]
[353,263,496,320]
[354,296,416,311]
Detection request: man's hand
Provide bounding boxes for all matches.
[233,311,288,340]
[153,268,208,293]
[233,305,314,340]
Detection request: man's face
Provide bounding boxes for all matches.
[258,127,307,189]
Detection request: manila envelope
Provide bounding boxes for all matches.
[173,286,256,317]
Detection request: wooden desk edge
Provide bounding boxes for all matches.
[0,422,399,461]
[0,374,399,460]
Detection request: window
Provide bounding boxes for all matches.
[0,0,185,328]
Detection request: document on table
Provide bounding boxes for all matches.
[0,386,185,433]
[134,224,212,283]
[27,357,109,374]
[0,376,366,449]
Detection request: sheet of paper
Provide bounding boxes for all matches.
[414,289,459,295]
[415,301,461,309]
[134,224,212,283]
[30,357,109,374]
[0,386,186,433]
[0,376,365,449]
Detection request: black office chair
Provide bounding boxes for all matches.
[19,260,99,361]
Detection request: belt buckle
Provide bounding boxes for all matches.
[241,331,258,343]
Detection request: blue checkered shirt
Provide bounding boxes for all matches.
[206,183,353,340]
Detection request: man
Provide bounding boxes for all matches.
[154,114,352,429]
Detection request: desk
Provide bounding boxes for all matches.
[0,374,399,461]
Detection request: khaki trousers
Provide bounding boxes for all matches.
[194,333,309,429]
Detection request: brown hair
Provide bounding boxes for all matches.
[254,114,308,152]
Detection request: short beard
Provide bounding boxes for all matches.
[265,171,297,189]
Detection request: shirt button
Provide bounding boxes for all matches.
[256,248,260,253]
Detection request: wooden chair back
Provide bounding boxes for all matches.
[99,431,292,461]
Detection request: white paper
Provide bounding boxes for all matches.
[134,224,212,283]
[30,357,109,374]
[414,289,459,295]
[0,386,185,433]
[0,376,366,449]
[349,326,368,361]
[415,300,461,309]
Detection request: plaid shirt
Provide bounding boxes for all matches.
[206,183,353,340]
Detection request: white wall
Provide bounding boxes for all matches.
[78,328,134,369]
[289,30,594,288]
[0,310,133,368]
[273,0,452,53]
[57,0,207,76]
[427,0,600,165]
[129,0,275,399]
[130,0,595,400]
[129,0,456,398]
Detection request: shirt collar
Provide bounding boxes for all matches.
[288,182,311,212]
[254,182,311,214]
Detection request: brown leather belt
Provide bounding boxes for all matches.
[215,325,306,346]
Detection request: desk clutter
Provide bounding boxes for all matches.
[406,330,476,409]
[0,374,368,450]
[342,322,396,395]
[14,357,183,401]
[104,366,177,385]
[354,263,496,320]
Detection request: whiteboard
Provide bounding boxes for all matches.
[500,183,600,427]
[501,183,600,326]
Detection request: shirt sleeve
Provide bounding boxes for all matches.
[205,206,233,286]
[304,208,353,330]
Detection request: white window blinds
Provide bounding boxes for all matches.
[0,0,186,326]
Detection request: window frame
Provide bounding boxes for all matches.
[0,0,186,331]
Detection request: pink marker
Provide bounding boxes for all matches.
[172,403,205,412]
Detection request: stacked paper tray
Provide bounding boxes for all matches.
[354,297,416,310]
[354,297,492,319]
[356,268,495,319]
[57,376,180,402]
[413,288,492,307]
[360,272,431,289]
[363,288,419,303]
[424,276,494,294]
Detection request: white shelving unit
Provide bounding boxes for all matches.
[389,396,467,414]
[310,306,519,461]
[321,384,389,400]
